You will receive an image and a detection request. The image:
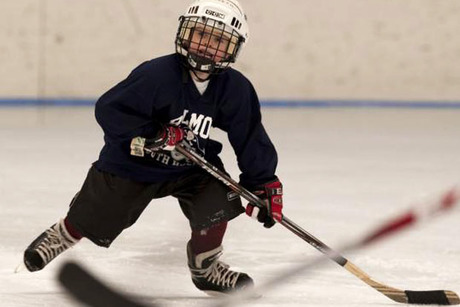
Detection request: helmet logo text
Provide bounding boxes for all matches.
[205,9,225,19]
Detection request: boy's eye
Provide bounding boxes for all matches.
[217,37,229,45]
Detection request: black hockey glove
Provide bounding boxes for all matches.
[245,178,283,228]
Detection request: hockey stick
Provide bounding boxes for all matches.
[173,144,460,305]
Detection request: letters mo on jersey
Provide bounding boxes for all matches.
[170,110,213,139]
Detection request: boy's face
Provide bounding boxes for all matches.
[188,24,230,63]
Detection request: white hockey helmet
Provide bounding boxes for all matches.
[175,0,249,73]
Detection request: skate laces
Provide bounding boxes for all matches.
[207,260,240,288]
[36,223,76,264]
[193,258,240,288]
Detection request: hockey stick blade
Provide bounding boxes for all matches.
[343,260,459,305]
[58,261,155,307]
[174,144,460,305]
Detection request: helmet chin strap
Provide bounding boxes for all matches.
[190,70,211,82]
[187,53,217,73]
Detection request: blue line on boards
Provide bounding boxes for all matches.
[1,98,460,109]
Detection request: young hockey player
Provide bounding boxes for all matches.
[22,0,283,295]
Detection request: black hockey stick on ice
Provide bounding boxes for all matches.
[58,261,154,307]
[173,144,460,305]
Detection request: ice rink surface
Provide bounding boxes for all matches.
[1,107,459,307]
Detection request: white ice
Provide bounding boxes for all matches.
[1,107,459,307]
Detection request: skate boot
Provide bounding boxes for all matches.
[24,219,79,272]
[187,241,254,296]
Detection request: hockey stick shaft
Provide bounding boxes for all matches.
[173,146,345,258]
[174,144,460,305]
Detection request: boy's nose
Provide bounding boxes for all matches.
[200,36,212,47]
[199,39,217,51]
[198,43,208,53]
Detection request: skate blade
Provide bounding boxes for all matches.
[204,290,228,297]
[14,262,27,273]
[204,290,263,299]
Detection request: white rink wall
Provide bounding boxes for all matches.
[1,0,460,102]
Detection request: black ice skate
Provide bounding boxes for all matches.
[24,219,79,272]
[187,241,254,296]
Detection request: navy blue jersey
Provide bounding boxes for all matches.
[93,53,277,187]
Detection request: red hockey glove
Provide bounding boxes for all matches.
[245,179,283,228]
[145,124,189,151]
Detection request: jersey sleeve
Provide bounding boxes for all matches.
[95,62,163,141]
[215,73,278,188]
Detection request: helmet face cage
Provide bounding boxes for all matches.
[176,16,244,73]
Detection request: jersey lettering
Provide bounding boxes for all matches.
[170,109,213,139]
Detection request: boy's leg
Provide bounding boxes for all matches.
[190,221,227,254]
[174,170,244,230]
[65,166,162,247]
[23,166,160,272]
[24,219,80,271]
[174,171,253,294]
[186,222,254,295]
